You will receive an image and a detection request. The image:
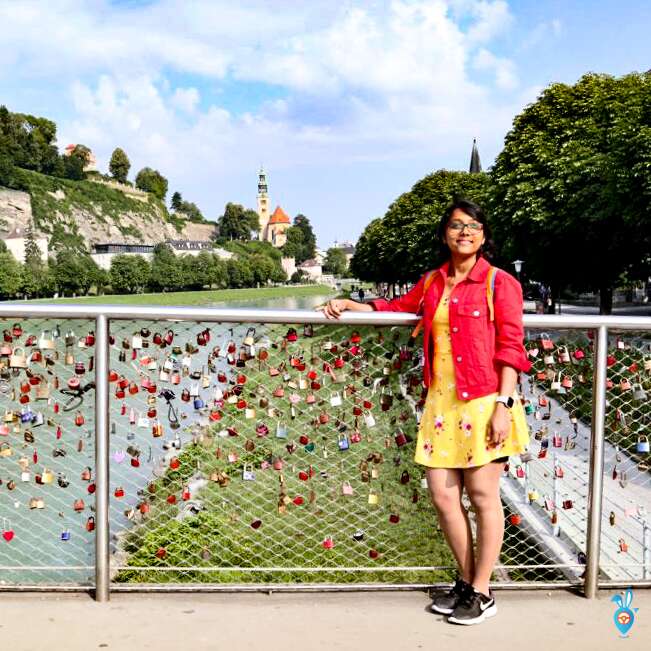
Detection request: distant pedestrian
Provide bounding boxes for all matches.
[357,287,365,302]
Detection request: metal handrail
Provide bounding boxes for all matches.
[0,303,648,329]
[0,303,648,601]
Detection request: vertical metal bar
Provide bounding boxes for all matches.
[552,452,560,537]
[94,314,110,602]
[584,325,608,598]
[643,520,649,580]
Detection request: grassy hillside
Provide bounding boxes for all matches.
[8,168,184,250]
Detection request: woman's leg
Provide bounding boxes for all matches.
[462,462,504,595]
[427,467,475,583]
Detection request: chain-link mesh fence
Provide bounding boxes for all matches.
[0,319,96,586]
[0,312,648,590]
[518,327,651,585]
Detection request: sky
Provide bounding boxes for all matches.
[1,0,649,249]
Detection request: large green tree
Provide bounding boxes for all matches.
[171,191,183,211]
[0,251,23,298]
[135,167,169,201]
[489,72,651,314]
[0,105,60,174]
[149,243,182,291]
[217,203,258,241]
[323,247,348,276]
[282,214,316,263]
[52,252,100,296]
[109,254,150,293]
[21,223,47,297]
[350,170,491,283]
[109,147,130,183]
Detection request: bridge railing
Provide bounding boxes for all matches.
[0,304,647,601]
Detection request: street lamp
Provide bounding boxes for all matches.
[512,259,524,281]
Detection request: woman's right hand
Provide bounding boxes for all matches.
[317,298,350,319]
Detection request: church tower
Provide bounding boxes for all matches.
[256,167,270,240]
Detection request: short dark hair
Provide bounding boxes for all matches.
[436,198,495,262]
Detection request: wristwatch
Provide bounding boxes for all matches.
[495,395,514,409]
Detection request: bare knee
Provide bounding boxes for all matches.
[466,487,500,512]
[431,489,464,514]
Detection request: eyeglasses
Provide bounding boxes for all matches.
[447,221,483,232]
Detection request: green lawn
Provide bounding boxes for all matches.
[26,285,334,306]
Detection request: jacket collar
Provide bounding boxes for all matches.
[438,256,490,283]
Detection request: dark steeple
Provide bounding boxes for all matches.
[469,138,482,173]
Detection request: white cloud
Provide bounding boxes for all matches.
[473,48,518,90]
[2,0,532,245]
[171,87,200,113]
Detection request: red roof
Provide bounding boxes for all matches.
[269,206,290,225]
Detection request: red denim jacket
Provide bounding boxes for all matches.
[368,256,531,401]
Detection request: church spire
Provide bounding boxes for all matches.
[469,138,482,173]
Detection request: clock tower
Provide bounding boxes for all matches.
[256,166,270,240]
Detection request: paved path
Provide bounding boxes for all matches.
[0,590,648,651]
[510,376,651,581]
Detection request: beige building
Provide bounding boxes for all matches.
[256,168,290,247]
[1,226,49,263]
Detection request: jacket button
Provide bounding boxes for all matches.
[452,326,458,333]
[456,356,462,362]
[462,391,469,399]
[473,310,480,317]
[452,298,458,304]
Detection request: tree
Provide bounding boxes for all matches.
[52,253,94,296]
[293,214,317,262]
[282,215,316,263]
[218,203,257,241]
[135,167,169,201]
[109,254,150,294]
[323,247,348,276]
[149,243,182,291]
[0,137,18,188]
[109,147,130,183]
[171,191,183,212]
[350,170,491,284]
[63,152,85,180]
[281,226,304,260]
[177,200,204,222]
[489,72,651,314]
[290,269,308,284]
[226,258,254,288]
[0,252,23,298]
[22,223,46,297]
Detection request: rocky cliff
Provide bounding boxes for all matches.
[0,170,217,250]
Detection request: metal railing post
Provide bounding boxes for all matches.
[585,325,608,598]
[94,314,110,602]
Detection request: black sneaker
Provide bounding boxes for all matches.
[429,578,472,615]
[447,587,497,625]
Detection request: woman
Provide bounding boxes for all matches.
[320,199,531,626]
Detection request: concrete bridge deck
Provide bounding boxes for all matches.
[1,589,649,651]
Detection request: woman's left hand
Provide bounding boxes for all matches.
[487,404,511,447]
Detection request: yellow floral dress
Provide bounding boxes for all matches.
[414,297,530,468]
